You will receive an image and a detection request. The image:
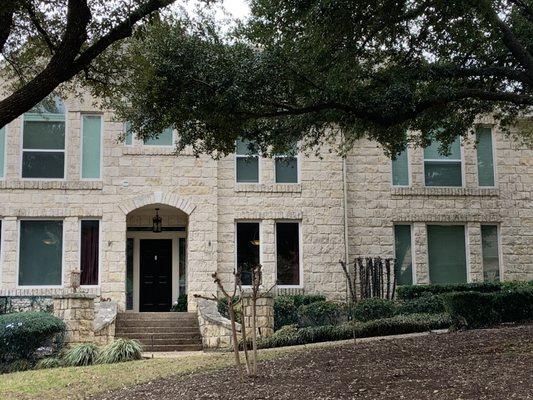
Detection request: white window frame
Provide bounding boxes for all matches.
[234,220,262,288]
[274,154,300,184]
[79,218,102,288]
[390,147,411,187]
[0,126,6,181]
[393,223,417,285]
[480,223,503,282]
[80,113,104,181]
[475,126,498,188]
[142,128,175,148]
[20,109,68,181]
[425,223,470,284]
[423,138,465,188]
[17,218,65,288]
[235,141,261,184]
[275,220,303,288]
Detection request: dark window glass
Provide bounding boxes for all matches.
[236,222,260,285]
[394,225,413,285]
[179,237,187,295]
[126,238,134,310]
[481,225,500,282]
[22,152,64,178]
[19,220,63,286]
[80,220,99,285]
[276,222,300,286]
[427,225,467,284]
[275,157,298,183]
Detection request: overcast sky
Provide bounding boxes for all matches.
[182,0,251,21]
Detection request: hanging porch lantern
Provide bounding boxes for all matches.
[152,208,163,233]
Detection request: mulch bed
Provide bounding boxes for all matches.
[96,324,533,400]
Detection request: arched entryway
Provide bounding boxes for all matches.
[125,203,189,312]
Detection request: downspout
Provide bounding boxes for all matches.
[342,155,350,302]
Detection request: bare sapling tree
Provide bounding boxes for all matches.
[194,270,245,381]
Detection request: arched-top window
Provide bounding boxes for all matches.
[22,95,66,179]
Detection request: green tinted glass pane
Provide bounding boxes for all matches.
[179,238,187,296]
[477,128,495,186]
[236,156,259,182]
[22,151,64,178]
[427,225,467,284]
[394,225,413,285]
[82,116,101,179]
[19,220,63,286]
[237,222,260,285]
[23,120,65,149]
[481,225,500,282]
[392,149,409,186]
[276,222,300,285]
[30,96,65,114]
[424,136,461,160]
[144,128,173,146]
[126,238,134,310]
[424,162,462,186]
[236,139,257,155]
[124,122,133,145]
[275,157,298,183]
[0,126,5,178]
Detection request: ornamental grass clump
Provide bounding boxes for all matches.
[98,338,142,364]
[35,356,63,370]
[63,343,101,367]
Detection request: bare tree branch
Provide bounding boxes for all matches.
[23,0,57,53]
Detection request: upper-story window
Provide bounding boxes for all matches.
[22,96,66,179]
[81,115,102,180]
[123,122,173,146]
[391,148,409,186]
[476,127,495,187]
[275,150,299,183]
[236,139,259,183]
[423,136,462,187]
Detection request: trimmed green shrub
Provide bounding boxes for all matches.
[297,301,347,327]
[274,294,326,330]
[0,312,66,364]
[35,356,63,370]
[63,343,100,367]
[443,289,533,329]
[353,298,395,322]
[397,282,503,300]
[217,296,242,324]
[395,294,445,315]
[170,294,188,312]
[256,313,452,349]
[98,338,142,364]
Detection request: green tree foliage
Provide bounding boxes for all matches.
[111,0,533,157]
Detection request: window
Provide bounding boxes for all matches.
[80,220,100,285]
[0,126,5,178]
[22,97,66,179]
[179,237,187,295]
[81,115,102,179]
[126,238,134,310]
[144,128,173,146]
[276,222,301,286]
[392,149,409,186]
[236,222,260,285]
[476,127,495,186]
[236,139,259,183]
[481,225,500,282]
[124,122,133,146]
[19,220,63,286]
[394,225,413,285]
[275,155,298,183]
[424,136,462,187]
[427,225,467,284]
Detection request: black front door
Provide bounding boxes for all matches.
[140,239,172,312]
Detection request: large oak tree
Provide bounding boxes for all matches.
[0,0,177,128]
[111,0,533,156]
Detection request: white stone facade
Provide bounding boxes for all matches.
[0,96,531,312]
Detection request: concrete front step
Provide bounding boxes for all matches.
[142,344,204,352]
[115,326,201,335]
[117,332,202,340]
[116,319,199,328]
[116,312,198,320]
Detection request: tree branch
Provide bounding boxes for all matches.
[23,0,57,53]
[0,0,18,53]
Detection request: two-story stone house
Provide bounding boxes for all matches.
[0,94,531,319]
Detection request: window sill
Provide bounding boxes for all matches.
[122,147,194,156]
[235,183,302,193]
[391,186,499,197]
[0,180,103,190]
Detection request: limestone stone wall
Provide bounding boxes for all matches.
[345,118,533,283]
[242,295,274,338]
[53,294,97,345]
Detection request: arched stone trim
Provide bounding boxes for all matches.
[118,191,196,215]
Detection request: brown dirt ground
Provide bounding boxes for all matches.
[95,324,533,400]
